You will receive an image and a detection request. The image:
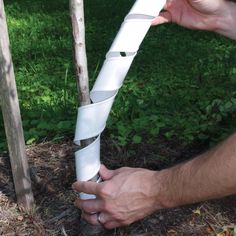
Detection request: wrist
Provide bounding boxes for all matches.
[215,1,236,40]
[152,168,182,209]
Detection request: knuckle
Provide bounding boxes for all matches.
[82,202,90,212]
[83,201,97,214]
[83,214,97,225]
[113,212,123,221]
[80,182,86,190]
[79,200,93,213]
[101,201,110,212]
[99,185,110,198]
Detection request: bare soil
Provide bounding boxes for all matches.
[0,137,235,235]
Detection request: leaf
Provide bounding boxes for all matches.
[132,135,142,144]
[216,233,224,236]
[37,121,51,130]
[17,215,24,221]
[225,101,232,110]
[233,225,236,235]
[167,229,177,236]
[232,68,236,75]
[192,209,201,215]
[26,137,36,145]
[57,121,72,130]
[150,127,160,136]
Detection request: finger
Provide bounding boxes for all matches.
[99,164,115,180]
[81,212,100,226]
[104,221,121,229]
[152,11,172,25]
[74,198,103,213]
[72,181,101,195]
[82,212,110,225]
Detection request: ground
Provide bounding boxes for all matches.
[0,138,236,236]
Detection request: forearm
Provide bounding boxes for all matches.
[216,1,236,40]
[157,133,236,208]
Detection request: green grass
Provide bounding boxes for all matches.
[1,0,236,150]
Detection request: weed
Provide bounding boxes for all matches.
[1,0,236,151]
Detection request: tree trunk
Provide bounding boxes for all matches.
[70,0,90,106]
[70,0,104,235]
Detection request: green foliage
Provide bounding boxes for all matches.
[1,0,77,148]
[0,0,236,150]
[106,23,236,146]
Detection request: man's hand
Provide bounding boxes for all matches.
[152,0,227,30]
[73,134,236,229]
[72,165,164,229]
[153,0,236,40]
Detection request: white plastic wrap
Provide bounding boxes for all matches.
[74,0,166,199]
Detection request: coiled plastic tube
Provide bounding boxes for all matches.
[74,0,166,199]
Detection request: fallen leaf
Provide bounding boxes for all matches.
[206,227,213,234]
[17,215,23,221]
[193,209,201,215]
[216,233,227,236]
[167,229,177,236]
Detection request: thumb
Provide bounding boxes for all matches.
[152,11,172,26]
[99,164,115,180]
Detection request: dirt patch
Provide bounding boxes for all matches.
[0,138,235,235]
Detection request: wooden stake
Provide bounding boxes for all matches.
[0,0,34,210]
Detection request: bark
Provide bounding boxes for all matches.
[0,0,34,210]
[70,0,94,148]
[70,0,90,106]
[70,1,104,234]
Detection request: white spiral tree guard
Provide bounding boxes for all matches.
[74,0,166,199]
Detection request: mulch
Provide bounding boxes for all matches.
[0,137,235,235]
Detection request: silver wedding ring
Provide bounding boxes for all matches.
[97,212,103,224]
